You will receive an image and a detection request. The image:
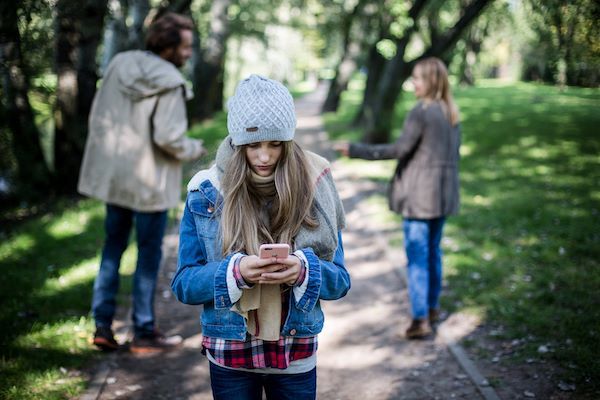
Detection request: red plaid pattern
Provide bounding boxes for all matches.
[202,334,317,369]
[203,269,317,369]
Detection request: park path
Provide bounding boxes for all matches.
[81,84,487,400]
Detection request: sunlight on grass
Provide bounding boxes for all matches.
[41,259,99,294]
[46,210,97,239]
[0,199,138,399]
[0,233,35,259]
[324,81,600,391]
[14,317,92,352]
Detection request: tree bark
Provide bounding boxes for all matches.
[100,0,128,72]
[0,1,52,198]
[128,0,151,49]
[359,0,428,142]
[190,0,231,121]
[54,0,108,195]
[322,0,369,113]
[352,43,387,126]
[361,0,492,143]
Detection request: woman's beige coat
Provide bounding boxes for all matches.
[78,51,205,211]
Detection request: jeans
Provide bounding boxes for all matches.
[209,363,317,400]
[403,217,446,320]
[92,204,167,336]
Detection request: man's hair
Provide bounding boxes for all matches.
[145,12,193,54]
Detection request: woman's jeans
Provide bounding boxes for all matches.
[91,204,167,336]
[403,217,446,320]
[209,363,317,400]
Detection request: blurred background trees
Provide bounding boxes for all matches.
[0,0,598,205]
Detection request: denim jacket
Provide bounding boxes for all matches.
[171,176,351,341]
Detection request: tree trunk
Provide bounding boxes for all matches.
[54,0,108,195]
[359,0,428,141]
[322,0,369,113]
[352,0,407,127]
[127,0,151,49]
[361,55,412,143]
[100,0,128,72]
[190,0,231,121]
[0,1,52,199]
[362,0,492,143]
[322,42,361,113]
[352,44,387,126]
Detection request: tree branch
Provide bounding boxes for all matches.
[410,0,493,68]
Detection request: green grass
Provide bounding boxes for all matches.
[325,80,600,393]
[0,199,140,399]
[0,117,226,398]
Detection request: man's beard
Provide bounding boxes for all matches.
[167,54,184,68]
[163,50,185,68]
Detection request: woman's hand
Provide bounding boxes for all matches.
[256,255,302,286]
[332,141,350,157]
[239,255,285,284]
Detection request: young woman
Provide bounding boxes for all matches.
[172,75,350,399]
[335,57,460,339]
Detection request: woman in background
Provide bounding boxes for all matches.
[335,57,460,339]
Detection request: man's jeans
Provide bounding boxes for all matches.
[92,204,167,336]
[209,362,317,400]
[403,217,446,320]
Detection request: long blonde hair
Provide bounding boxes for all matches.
[220,141,318,256]
[414,57,460,126]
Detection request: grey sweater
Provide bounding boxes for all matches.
[350,101,460,219]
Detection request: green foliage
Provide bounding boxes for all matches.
[325,80,600,392]
[520,0,600,86]
[16,0,54,78]
[0,200,138,399]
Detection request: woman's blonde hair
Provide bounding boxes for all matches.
[220,141,318,256]
[414,57,460,126]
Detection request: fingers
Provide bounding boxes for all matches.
[259,258,299,284]
[241,255,301,285]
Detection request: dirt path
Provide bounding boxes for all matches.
[82,85,487,400]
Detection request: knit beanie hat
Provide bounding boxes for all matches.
[227,75,296,146]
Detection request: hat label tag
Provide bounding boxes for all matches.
[246,127,259,132]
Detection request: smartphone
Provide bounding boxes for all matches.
[259,243,290,259]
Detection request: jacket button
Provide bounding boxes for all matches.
[289,329,297,336]
[207,206,214,213]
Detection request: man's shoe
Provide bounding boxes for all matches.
[405,318,432,339]
[93,326,119,351]
[130,330,183,354]
[429,308,441,324]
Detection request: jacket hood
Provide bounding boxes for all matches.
[110,50,191,100]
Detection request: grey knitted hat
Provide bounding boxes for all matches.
[227,75,296,146]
